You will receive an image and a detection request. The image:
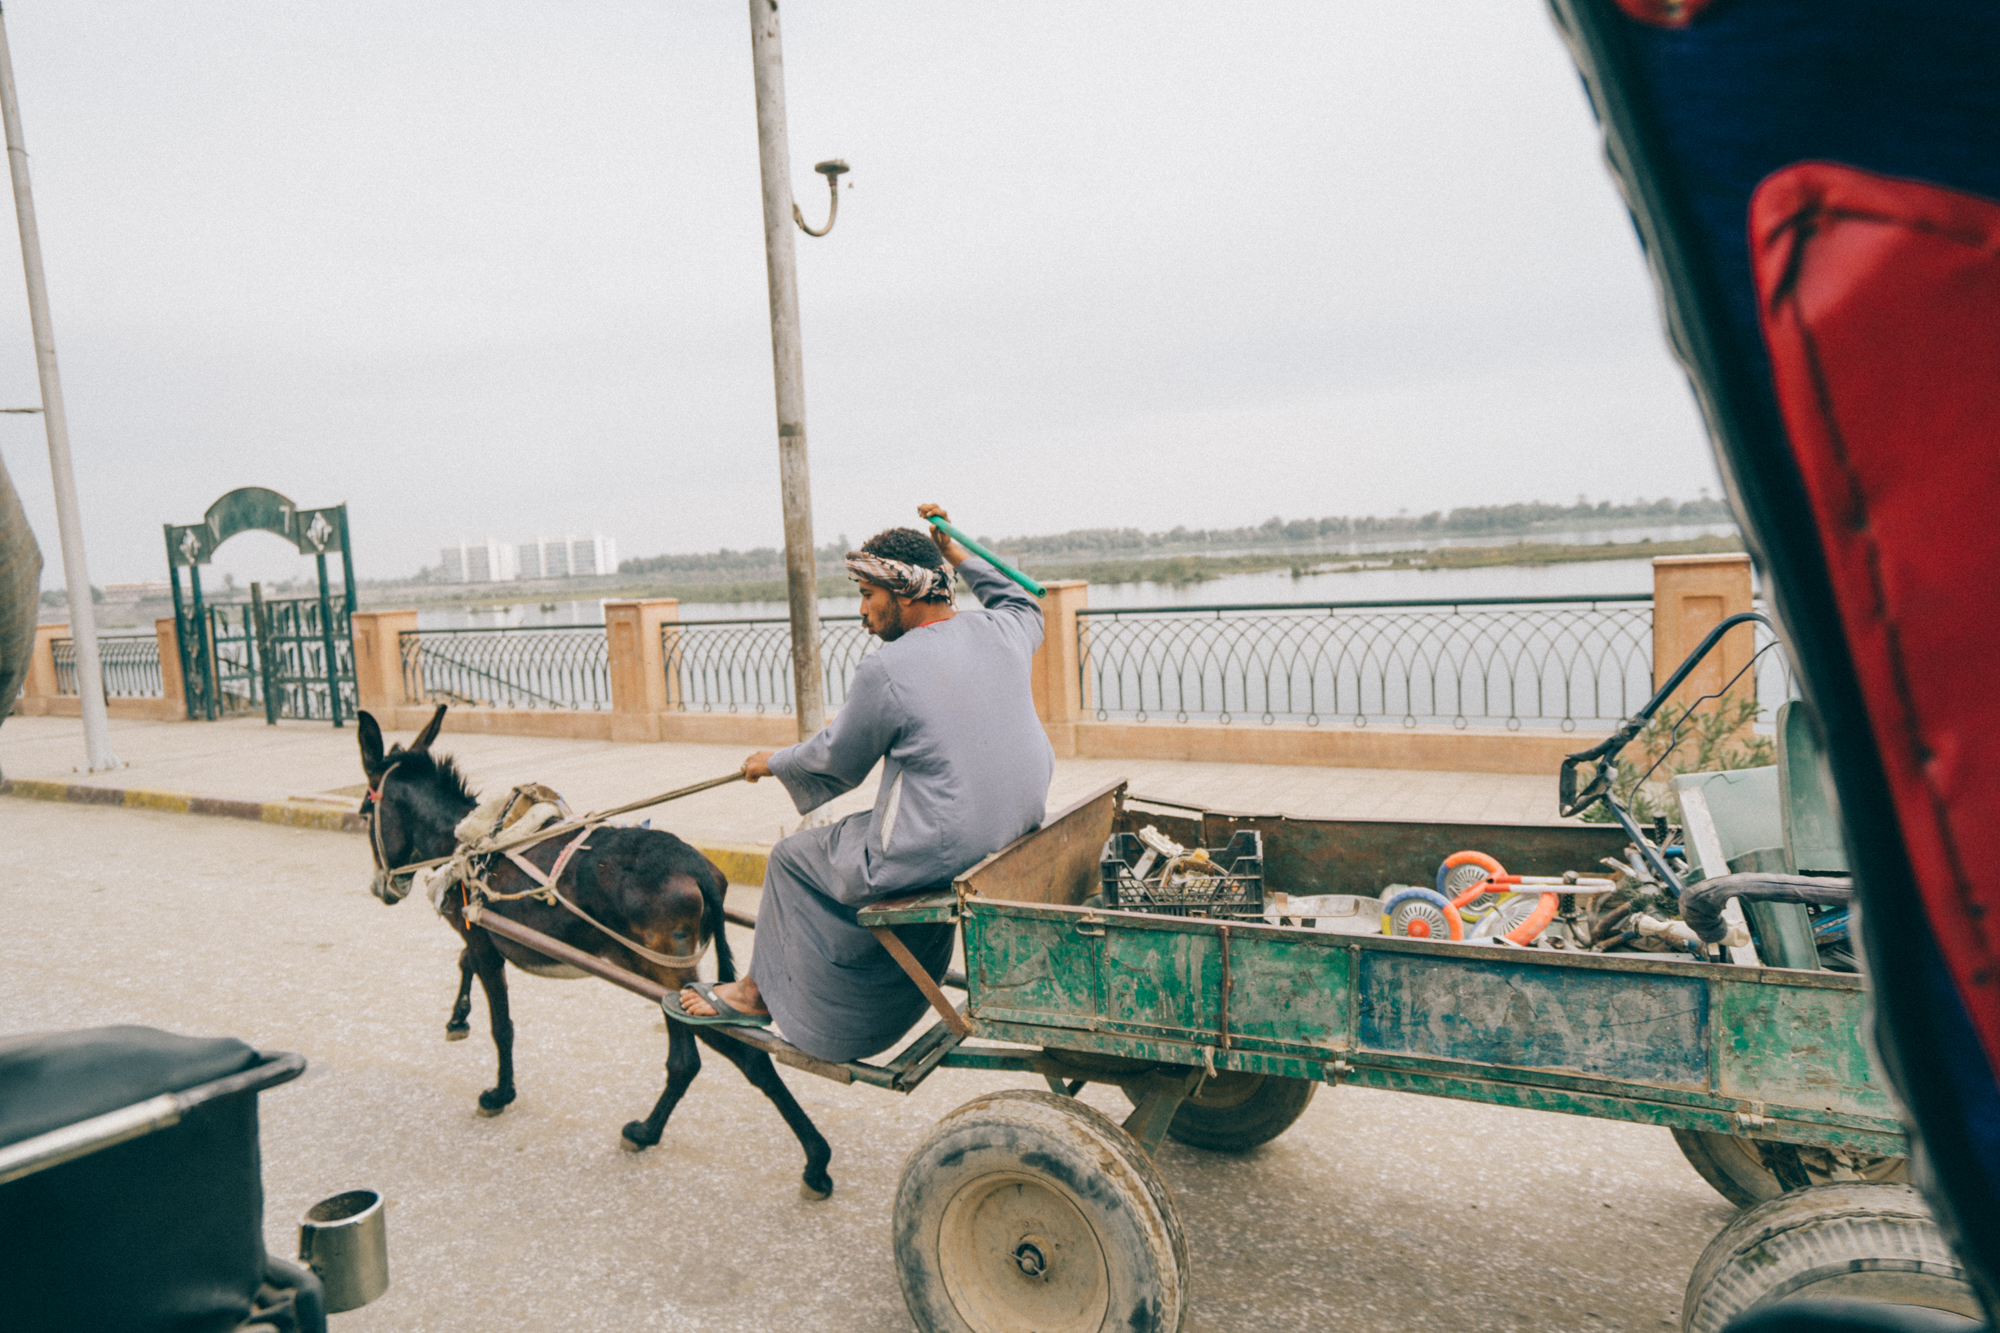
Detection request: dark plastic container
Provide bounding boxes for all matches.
[1100,829,1264,918]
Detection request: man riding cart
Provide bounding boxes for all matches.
[669,504,1053,1062]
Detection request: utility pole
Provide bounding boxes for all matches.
[747,0,826,741]
[0,5,117,771]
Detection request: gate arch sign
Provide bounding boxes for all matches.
[164,487,358,726]
[165,486,350,569]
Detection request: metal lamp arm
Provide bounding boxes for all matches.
[794,159,848,236]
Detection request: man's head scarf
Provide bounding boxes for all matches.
[847,550,954,603]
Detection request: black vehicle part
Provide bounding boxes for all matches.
[1682,875,1854,947]
[0,1027,318,1333]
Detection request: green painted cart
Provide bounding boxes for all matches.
[478,776,1912,1331]
[839,779,1907,1333]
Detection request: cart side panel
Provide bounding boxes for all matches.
[1227,934,1354,1049]
[1355,951,1712,1089]
[1203,815,1630,897]
[1103,924,1222,1042]
[965,906,1103,1022]
[1713,979,1899,1116]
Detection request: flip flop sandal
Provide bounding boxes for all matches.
[661,979,773,1028]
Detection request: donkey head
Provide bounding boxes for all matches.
[358,705,465,904]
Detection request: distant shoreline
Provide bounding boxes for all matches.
[1031,532,1744,589]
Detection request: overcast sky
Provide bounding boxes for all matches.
[0,1,1721,591]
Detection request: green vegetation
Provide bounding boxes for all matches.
[1024,533,1745,590]
[980,495,1732,562]
[1581,694,1775,824]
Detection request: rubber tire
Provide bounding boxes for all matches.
[1680,1182,1981,1333]
[894,1090,1189,1333]
[1120,1072,1317,1153]
[1673,1129,1909,1209]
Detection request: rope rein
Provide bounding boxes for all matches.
[369,767,747,971]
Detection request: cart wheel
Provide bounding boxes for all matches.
[1119,1071,1317,1153]
[1680,1182,1979,1333]
[1672,1129,1909,1208]
[894,1089,1189,1333]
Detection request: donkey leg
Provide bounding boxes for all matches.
[445,947,475,1041]
[620,1015,702,1152]
[698,1030,834,1200]
[470,939,517,1116]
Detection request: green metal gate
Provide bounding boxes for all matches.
[184,593,355,723]
[252,591,355,723]
[165,486,357,726]
[206,603,264,716]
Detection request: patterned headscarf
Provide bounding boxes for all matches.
[847,550,954,603]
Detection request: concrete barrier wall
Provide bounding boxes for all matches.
[24,554,1751,774]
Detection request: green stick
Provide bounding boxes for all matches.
[926,516,1047,597]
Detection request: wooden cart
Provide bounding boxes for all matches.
[479,777,1915,1331]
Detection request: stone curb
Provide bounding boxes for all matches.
[0,777,773,885]
[2,775,368,833]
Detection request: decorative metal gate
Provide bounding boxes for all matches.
[206,604,264,716]
[253,591,355,722]
[164,486,357,725]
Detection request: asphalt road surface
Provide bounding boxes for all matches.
[3,800,1738,1331]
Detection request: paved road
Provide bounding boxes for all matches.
[4,801,1736,1332]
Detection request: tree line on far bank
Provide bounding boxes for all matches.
[611,494,1733,581]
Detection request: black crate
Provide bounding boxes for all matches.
[1100,829,1264,918]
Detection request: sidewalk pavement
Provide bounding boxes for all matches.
[1,714,1575,861]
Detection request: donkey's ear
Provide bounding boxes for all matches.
[411,703,447,752]
[358,711,385,779]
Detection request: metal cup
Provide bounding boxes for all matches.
[298,1189,389,1313]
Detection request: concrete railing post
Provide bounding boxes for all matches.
[153,616,185,718]
[607,598,679,742]
[22,620,62,700]
[1031,580,1088,758]
[350,610,419,718]
[1651,554,1756,727]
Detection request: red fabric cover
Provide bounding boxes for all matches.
[1611,0,1723,27]
[1751,163,2000,1069]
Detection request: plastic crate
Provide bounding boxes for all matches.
[1100,829,1264,918]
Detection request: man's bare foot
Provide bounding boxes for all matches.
[679,977,769,1018]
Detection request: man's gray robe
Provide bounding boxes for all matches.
[752,556,1053,1062]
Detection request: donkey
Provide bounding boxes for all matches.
[357,705,834,1199]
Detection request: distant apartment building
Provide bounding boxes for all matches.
[440,537,519,583]
[517,534,617,581]
[438,533,617,582]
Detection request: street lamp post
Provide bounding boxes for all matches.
[747,0,827,742]
[0,5,118,771]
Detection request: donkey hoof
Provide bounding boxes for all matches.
[619,1121,658,1152]
[476,1090,514,1117]
[444,1025,470,1042]
[799,1178,833,1202]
